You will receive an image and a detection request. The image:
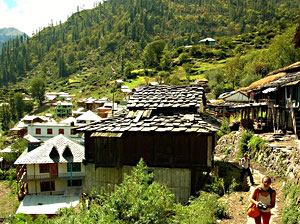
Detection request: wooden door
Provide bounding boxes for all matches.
[49,163,58,178]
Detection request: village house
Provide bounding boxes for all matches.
[14,134,85,215]
[53,101,72,119]
[77,97,108,111]
[75,84,218,202]
[9,115,50,137]
[75,110,102,125]
[208,90,249,117]
[199,37,216,46]
[27,121,82,141]
[229,61,300,133]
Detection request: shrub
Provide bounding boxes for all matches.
[217,118,231,139]
[237,130,253,159]
[248,136,267,158]
[173,192,227,223]
[282,181,300,224]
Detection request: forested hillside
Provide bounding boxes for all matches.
[0,0,299,98]
[0,28,25,52]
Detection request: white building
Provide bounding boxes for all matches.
[27,122,82,141]
[14,135,85,215]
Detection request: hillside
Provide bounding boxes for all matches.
[0,0,299,100]
[0,28,25,52]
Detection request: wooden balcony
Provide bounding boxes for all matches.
[23,172,85,181]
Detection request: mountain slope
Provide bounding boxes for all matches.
[0,27,25,51]
[0,0,298,95]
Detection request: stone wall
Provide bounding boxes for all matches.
[214,128,300,185]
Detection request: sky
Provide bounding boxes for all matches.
[0,0,99,36]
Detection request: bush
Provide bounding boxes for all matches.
[217,118,230,139]
[173,192,227,224]
[248,136,267,159]
[282,181,300,223]
[237,130,253,159]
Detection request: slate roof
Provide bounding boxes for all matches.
[14,134,84,164]
[126,85,205,110]
[246,61,300,92]
[76,112,218,134]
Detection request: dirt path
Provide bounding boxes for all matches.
[219,162,284,224]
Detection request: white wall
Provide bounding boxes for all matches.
[27,125,82,141]
[26,163,85,194]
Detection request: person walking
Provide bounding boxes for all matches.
[240,153,255,185]
[250,176,276,224]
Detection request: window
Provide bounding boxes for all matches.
[67,180,82,187]
[36,128,41,134]
[40,181,55,192]
[59,129,64,134]
[39,164,49,173]
[67,163,81,172]
[47,128,53,134]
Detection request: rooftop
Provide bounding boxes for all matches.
[14,134,84,164]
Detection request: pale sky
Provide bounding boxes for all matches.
[0,0,100,36]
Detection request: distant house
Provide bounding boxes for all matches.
[75,85,218,202]
[199,38,215,46]
[54,101,72,119]
[76,110,102,125]
[219,91,249,102]
[15,135,85,215]
[9,115,50,137]
[27,122,82,141]
[77,97,108,111]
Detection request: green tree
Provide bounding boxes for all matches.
[143,40,166,68]
[0,103,11,132]
[14,92,25,120]
[30,78,46,106]
[267,25,300,70]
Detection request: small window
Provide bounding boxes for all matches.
[40,181,55,192]
[36,128,41,135]
[67,163,81,172]
[39,164,49,173]
[59,129,64,134]
[47,128,53,134]
[67,180,82,187]
[70,129,75,135]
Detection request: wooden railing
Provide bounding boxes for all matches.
[23,172,85,181]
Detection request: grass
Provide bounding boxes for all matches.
[0,180,19,218]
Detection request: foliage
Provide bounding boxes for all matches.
[17,159,228,223]
[217,118,231,139]
[205,161,242,196]
[2,138,28,164]
[237,130,254,159]
[282,181,300,224]
[30,78,46,106]
[247,136,267,159]
[0,103,12,132]
[99,159,176,223]
[173,192,227,224]
[143,40,166,69]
